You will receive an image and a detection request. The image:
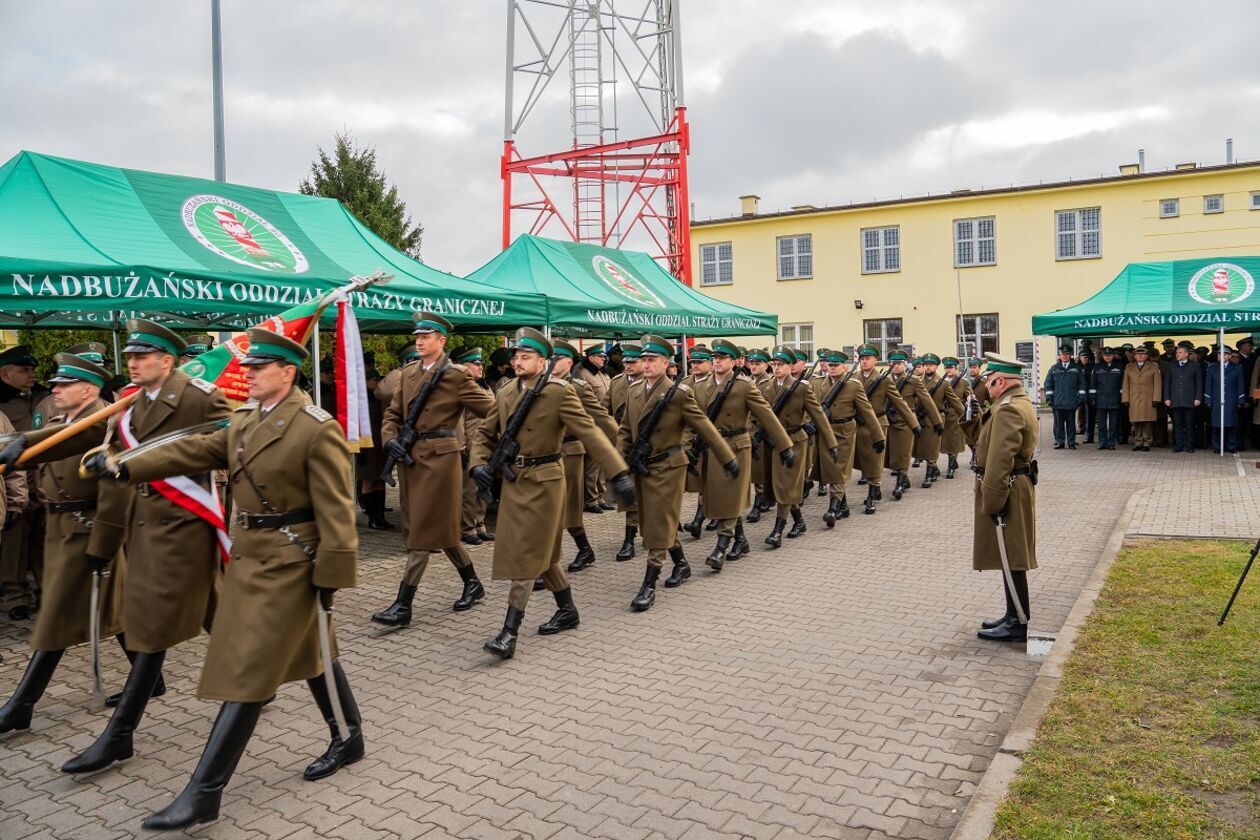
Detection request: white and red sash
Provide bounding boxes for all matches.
[118,401,232,564]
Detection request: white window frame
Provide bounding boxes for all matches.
[1250,191,1260,210]
[1055,207,1102,260]
[1203,194,1224,214]
[779,322,814,357]
[956,313,1000,358]
[1159,198,1180,218]
[861,225,901,274]
[776,234,813,281]
[953,216,996,267]
[862,318,903,359]
[699,242,733,286]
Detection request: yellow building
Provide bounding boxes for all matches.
[690,159,1260,379]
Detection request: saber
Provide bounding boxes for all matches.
[88,566,103,705]
[994,514,1028,625]
[316,600,352,743]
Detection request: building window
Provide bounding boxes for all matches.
[1251,191,1260,210]
[1159,198,1180,218]
[863,318,903,359]
[1055,207,1101,260]
[954,216,996,267]
[956,313,999,358]
[861,226,900,273]
[777,234,812,280]
[1204,194,1224,214]
[780,322,813,357]
[699,242,733,286]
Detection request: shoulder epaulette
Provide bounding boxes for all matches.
[303,404,333,423]
[189,377,217,395]
[234,399,258,412]
[548,376,570,387]
[677,383,691,393]
[448,362,468,374]
[736,374,751,382]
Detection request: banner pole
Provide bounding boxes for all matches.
[312,318,322,410]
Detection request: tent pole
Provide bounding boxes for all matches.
[1220,326,1226,456]
[111,315,122,374]
[680,335,689,376]
[312,318,322,409]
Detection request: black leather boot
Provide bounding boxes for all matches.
[921,463,935,488]
[304,662,365,780]
[63,650,166,773]
[981,585,1016,630]
[566,527,596,572]
[452,565,485,612]
[802,480,814,498]
[863,484,877,515]
[683,506,705,540]
[106,636,166,708]
[787,507,806,538]
[537,588,580,635]
[745,493,762,523]
[484,606,525,659]
[891,471,904,501]
[370,582,416,626]
[365,490,394,530]
[978,572,1030,642]
[857,476,867,485]
[615,526,637,562]
[533,576,546,591]
[705,519,719,531]
[140,701,263,830]
[729,521,750,560]
[631,565,661,611]
[0,649,64,733]
[765,518,786,549]
[817,482,828,497]
[705,535,732,572]
[838,493,850,518]
[946,456,958,479]
[664,545,690,587]
[823,497,840,528]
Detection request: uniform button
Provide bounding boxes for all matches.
[136,520,144,526]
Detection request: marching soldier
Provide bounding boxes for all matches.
[813,350,882,526]
[83,328,364,829]
[0,344,49,621]
[455,347,494,544]
[617,335,734,609]
[605,342,643,562]
[376,343,420,410]
[744,349,774,522]
[852,346,905,514]
[694,339,791,571]
[373,313,495,627]
[180,334,215,360]
[886,351,935,501]
[912,354,956,487]
[551,341,618,572]
[941,357,973,478]
[760,345,837,547]
[470,328,633,658]
[357,362,393,532]
[575,345,613,513]
[972,353,1038,642]
[680,344,714,538]
[962,357,984,453]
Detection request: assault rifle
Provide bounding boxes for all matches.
[477,356,560,502]
[626,373,684,476]
[382,360,450,485]
[751,362,817,456]
[686,374,737,476]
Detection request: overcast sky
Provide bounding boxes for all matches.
[4,0,1259,274]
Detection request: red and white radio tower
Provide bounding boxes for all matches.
[502,0,692,286]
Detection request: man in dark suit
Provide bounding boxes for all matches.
[1163,343,1203,453]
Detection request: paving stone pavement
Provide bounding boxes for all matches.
[0,439,1252,840]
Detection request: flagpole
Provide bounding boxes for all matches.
[211,0,226,182]
[312,317,322,410]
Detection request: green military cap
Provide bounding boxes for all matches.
[823,349,850,363]
[737,345,748,357]
[815,348,830,361]
[412,311,453,336]
[552,339,581,362]
[66,342,108,365]
[182,334,214,358]
[983,352,1024,375]
[48,352,110,388]
[711,338,740,358]
[452,346,484,364]
[584,345,607,358]
[511,326,552,358]
[770,345,796,364]
[688,344,712,361]
[639,334,673,357]
[887,350,908,362]
[968,357,983,366]
[942,356,960,367]
[746,348,770,363]
[857,345,880,359]
[397,344,421,364]
[619,341,643,359]
[911,356,923,366]
[240,328,309,367]
[791,348,808,363]
[123,319,186,356]
[921,353,942,365]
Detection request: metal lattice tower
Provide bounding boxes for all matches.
[503,0,692,284]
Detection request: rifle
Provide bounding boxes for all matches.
[626,373,684,476]
[381,360,450,486]
[751,362,817,455]
[478,356,561,502]
[686,374,737,476]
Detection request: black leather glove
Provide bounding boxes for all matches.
[933,423,944,436]
[873,440,885,454]
[609,470,636,505]
[317,587,336,610]
[828,446,839,463]
[778,447,795,468]
[470,465,496,493]
[802,422,817,436]
[4,511,21,529]
[723,459,740,478]
[912,425,923,438]
[1152,401,1160,409]
[82,450,128,481]
[383,438,409,461]
[87,554,110,573]
[0,435,27,471]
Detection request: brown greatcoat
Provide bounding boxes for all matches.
[853,368,907,482]
[760,375,837,507]
[697,374,790,520]
[955,375,982,449]
[382,355,495,550]
[887,373,938,471]
[124,386,357,702]
[972,384,1037,572]
[0,412,28,529]
[1121,361,1162,422]
[914,372,963,461]
[21,400,127,651]
[88,371,231,653]
[812,374,883,486]
[470,375,627,580]
[618,377,734,550]
[683,373,714,494]
[605,372,639,425]
[460,378,494,537]
[562,375,618,529]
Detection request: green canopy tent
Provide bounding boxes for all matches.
[464,235,778,339]
[0,151,548,334]
[1032,257,1260,454]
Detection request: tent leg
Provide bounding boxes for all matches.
[680,335,688,376]
[312,319,322,409]
[111,316,122,375]
[1220,326,1225,456]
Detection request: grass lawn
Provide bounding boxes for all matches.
[992,539,1260,840]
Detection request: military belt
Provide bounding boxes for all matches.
[562,434,579,443]
[47,499,95,513]
[830,417,855,424]
[786,424,805,434]
[235,508,316,530]
[414,428,457,440]
[644,444,682,465]
[512,452,562,468]
[972,464,1033,478]
[718,426,747,438]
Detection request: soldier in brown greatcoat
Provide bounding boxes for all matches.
[574,345,613,512]
[454,346,495,545]
[604,342,643,561]
[0,344,49,620]
[470,329,633,659]
[372,312,496,627]
[679,345,714,539]
[812,350,882,527]
[853,346,913,514]
[744,349,775,522]
[941,357,974,478]
[887,351,940,501]
[1122,345,1163,450]
[914,353,961,488]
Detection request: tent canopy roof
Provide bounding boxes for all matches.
[1032,257,1260,337]
[465,235,778,338]
[0,151,547,332]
